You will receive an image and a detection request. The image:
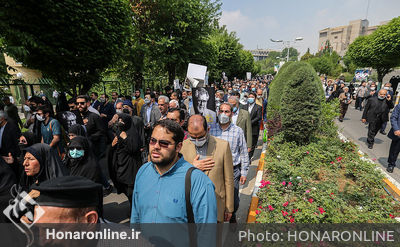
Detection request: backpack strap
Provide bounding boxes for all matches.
[185,167,196,223]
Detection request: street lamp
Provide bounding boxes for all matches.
[270,37,303,62]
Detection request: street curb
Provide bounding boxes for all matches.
[338,131,400,205]
[246,143,267,223]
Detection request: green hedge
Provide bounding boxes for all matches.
[280,63,324,144]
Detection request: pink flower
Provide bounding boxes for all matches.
[330,161,335,164]
[306,151,310,154]
[281,210,288,217]
[308,198,313,203]
[268,205,274,211]
[305,190,310,193]
[318,207,326,214]
[255,210,260,215]
[283,201,289,207]
[265,181,271,185]
[288,182,292,186]
[281,181,286,186]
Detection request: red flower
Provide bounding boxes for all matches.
[268,205,275,211]
[308,198,313,203]
[389,214,395,219]
[258,206,263,209]
[281,210,288,217]
[255,210,260,215]
[306,151,310,154]
[289,217,295,223]
[283,201,289,207]
[330,161,335,164]
[318,207,326,214]
[292,209,299,214]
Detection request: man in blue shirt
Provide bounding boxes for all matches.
[131,119,217,223]
[37,106,65,158]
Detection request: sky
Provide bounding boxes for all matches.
[219,0,400,56]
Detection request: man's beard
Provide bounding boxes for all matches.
[151,151,177,167]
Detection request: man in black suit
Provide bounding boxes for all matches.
[362,89,393,149]
[243,92,262,159]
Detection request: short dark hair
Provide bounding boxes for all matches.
[249,92,256,97]
[153,119,184,144]
[111,92,118,95]
[168,107,185,122]
[91,92,98,97]
[149,93,156,99]
[28,96,44,105]
[77,95,90,103]
[37,105,52,115]
[188,114,208,132]
[101,94,109,99]
[67,97,76,104]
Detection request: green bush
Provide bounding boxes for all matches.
[267,61,310,119]
[280,63,324,144]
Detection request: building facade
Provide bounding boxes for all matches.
[248,49,279,61]
[318,19,389,57]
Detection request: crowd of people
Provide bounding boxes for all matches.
[0,78,271,224]
[323,78,398,173]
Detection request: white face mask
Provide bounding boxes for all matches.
[218,113,230,124]
[36,114,45,122]
[116,109,123,114]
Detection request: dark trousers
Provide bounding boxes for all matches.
[381,121,388,132]
[355,97,364,110]
[388,138,400,167]
[249,133,259,159]
[339,103,349,120]
[231,164,241,221]
[367,120,384,144]
[120,183,134,209]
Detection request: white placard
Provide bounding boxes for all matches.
[246,72,251,80]
[186,63,207,81]
[173,79,180,90]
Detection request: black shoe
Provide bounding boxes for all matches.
[387,166,395,173]
[380,131,387,135]
[103,185,113,197]
[339,119,343,122]
[367,143,373,149]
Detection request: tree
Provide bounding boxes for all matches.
[301,48,314,61]
[0,0,132,95]
[280,62,324,144]
[281,47,299,61]
[144,0,221,84]
[346,16,400,85]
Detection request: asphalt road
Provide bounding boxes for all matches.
[335,102,400,183]
[101,134,264,223]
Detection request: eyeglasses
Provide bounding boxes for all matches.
[149,137,174,148]
[75,102,86,105]
[219,110,231,114]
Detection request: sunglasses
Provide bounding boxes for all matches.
[149,137,174,148]
[75,102,86,105]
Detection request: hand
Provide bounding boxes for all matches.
[100,113,107,118]
[2,153,14,164]
[387,94,391,101]
[395,130,400,136]
[83,118,89,125]
[362,119,366,123]
[108,114,118,127]
[140,148,145,152]
[224,212,232,222]
[120,131,127,139]
[112,136,118,147]
[192,154,215,171]
[240,176,247,185]
[247,147,252,153]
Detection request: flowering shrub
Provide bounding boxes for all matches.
[256,134,399,223]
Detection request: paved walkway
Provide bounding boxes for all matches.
[336,103,400,183]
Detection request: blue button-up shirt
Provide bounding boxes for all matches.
[146,103,153,123]
[210,123,250,177]
[130,155,217,223]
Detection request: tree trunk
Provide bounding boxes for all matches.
[167,63,175,86]
[377,67,392,89]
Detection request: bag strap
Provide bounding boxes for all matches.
[185,167,196,223]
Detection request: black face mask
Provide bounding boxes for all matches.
[18,143,27,152]
[122,108,130,115]
[30,105,37,111]
[118,122,129,132]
